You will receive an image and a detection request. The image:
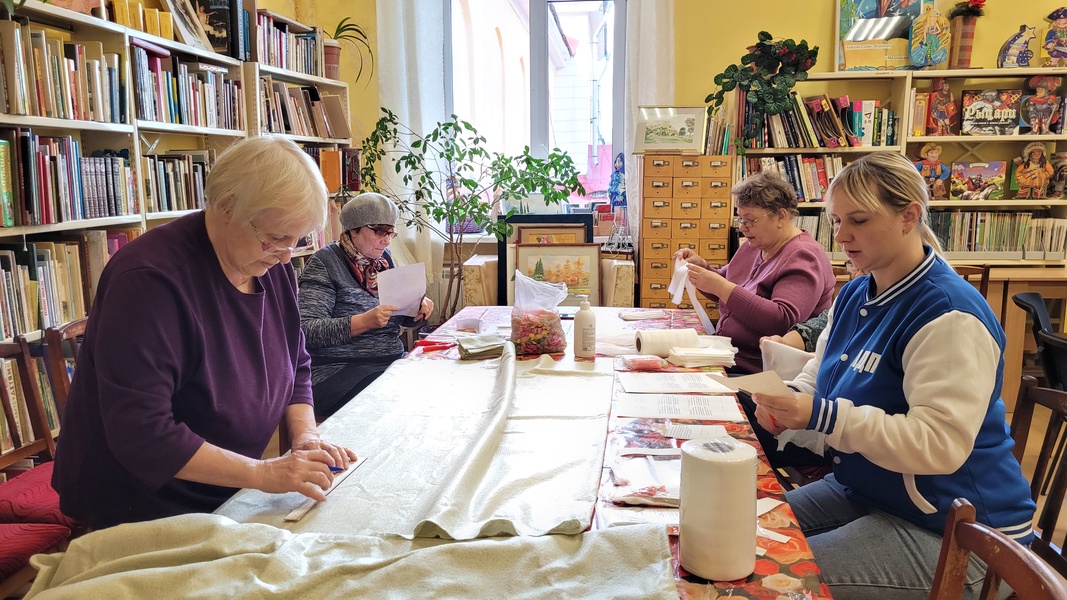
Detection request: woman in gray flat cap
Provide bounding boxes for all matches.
[298,193,434,417]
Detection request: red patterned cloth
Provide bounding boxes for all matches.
[0,522,70,579]
[0,463,76,527]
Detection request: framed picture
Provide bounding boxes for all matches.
[496,214,594,305]
[633,106,705,154]
[835,0,921,71]
[514,243,602,306]
[162,0,213,50]
[516,224,587,245]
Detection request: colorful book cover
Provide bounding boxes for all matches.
[1019,92,1061,134]
[192,0,231,55]
[949,161,1007,200]
[961,89,1021,136]
[0,139,13,226]
[926,79,958,136]
[1049,151,1067,198]
[912,92,930,137]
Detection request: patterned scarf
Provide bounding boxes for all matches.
[339,231,390,296]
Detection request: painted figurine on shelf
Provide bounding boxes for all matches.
[1014,141,1055,199]
[914,143,950,199]
[1044,7,1067,67]
[927,79,957,136]
[910,1,951,68]
[608,152,626,209]
[998,25,1037,68]
[1021,75,1061,135]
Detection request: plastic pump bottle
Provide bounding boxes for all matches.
[574,295,596,358]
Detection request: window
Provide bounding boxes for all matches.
[450,0,625,205]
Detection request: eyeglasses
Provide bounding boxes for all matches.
[733,211,776,229]
[249,221,297,255]
[366,225,399,240]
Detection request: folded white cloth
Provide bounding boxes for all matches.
[666,336,737,367]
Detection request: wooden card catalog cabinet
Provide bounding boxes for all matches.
[639,155,733,308]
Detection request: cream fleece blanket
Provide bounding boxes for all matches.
[26,514,676,600]
[217,344,617,539]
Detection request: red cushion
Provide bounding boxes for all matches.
[0,522,70,579]
[0,463,76,527]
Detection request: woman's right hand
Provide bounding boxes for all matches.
[672,248,708,269]
[255,449,338,502]
[761,331,806,352]
[362,304,398,330]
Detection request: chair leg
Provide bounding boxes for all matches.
[1044,416,1067,496]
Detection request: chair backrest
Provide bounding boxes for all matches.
[956,264,990,298]
[930,498,1067,600]
[1014,292,1054,341]
[43,317,87,419]
[1009,375,1067,577]
[1036,330,1067,394]
[0,337,56,469]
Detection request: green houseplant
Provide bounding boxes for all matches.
[705,31,818,146]
[360,108,586,322]
[326,16,373,84]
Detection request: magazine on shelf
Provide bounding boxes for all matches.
[960,90,1021,136]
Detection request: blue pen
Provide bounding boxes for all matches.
[329,465,345,473]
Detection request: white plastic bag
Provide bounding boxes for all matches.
[511,270,568,355]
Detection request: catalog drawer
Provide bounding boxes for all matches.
[642,218,672,239]
[641,237,673,259]
[698,239,729,260]
[642,197,673,219]
[672,219,702,239]
[643,177,673,197]
[701,220,731,238]
[673,156,703,177]
[642,259,673,278]
[672,199,702,219]
[673,239,699,253]
[640,299,669,309]
[673,178,702,198]
[641,278,671,299]
[701,156,733,177]
[702,178,731,198]
[703,199,730,220]
[644,155,676,177]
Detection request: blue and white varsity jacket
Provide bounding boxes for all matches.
[791,248,1035,543]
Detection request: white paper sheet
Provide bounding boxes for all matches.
[617,372,733,394]
[708,370,795,397]
[376,263,426,317]
[614,393,743,420]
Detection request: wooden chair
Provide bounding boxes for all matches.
[929,498,1067,600]
[1010,375,1067,577]
[956,264,990,299]
[0,338,57,465]
[42,317,87,421]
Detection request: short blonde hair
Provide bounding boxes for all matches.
[825,152,944,255]
[204,136,327,233]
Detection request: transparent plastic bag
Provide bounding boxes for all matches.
[511,270,568,355]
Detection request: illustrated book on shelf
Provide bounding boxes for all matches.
[949,161,1007,201]
[960,90,1021,136]
[1019,91,1061,135]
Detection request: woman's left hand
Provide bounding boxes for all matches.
[292,434,358,470]
[685,262,731,299]
[752,391,815,432]
[417,297,434,321]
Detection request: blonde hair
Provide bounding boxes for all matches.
[825,153,944,256]
[204,136,327,233]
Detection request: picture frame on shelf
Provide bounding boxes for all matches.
[835,0,920,71]
[162,0,213,50]
[633,106,705,155]
[516,224,587,245]
[514,243,602,306]
[496,214,593,306]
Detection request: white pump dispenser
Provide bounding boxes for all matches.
[574,295,596,358]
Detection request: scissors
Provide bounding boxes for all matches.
[415,340,455,352]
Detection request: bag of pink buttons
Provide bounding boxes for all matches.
[618,354,669,371]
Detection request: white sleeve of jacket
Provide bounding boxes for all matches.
[788,302,834,396]
[821,310,998,474]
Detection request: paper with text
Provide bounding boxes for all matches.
[376,263,426,317]
[617,372,733,394]
[708,370,795,397]
[615,393,743,420]
[664,424,729,440]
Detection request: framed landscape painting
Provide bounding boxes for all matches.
[496,214,594,305]
[514,243,601,306]
[634,106,705,154]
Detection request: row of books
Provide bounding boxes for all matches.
[736,88,897,150]
[110,0,175,42]
[192,0,253,62]
[301,146,361,195]
[0,19,124,123]
[257,10,320,76]
[141,150,211,213]
[0,354,59,456]
[130,37,245,131]
[742,154,846,203]
[258,75,350,139]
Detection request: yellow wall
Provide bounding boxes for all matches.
[675,0,1066,105]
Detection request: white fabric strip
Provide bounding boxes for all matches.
[668,258,716,334]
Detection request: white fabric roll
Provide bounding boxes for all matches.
[679,438,757,581]
[635,328,700,357]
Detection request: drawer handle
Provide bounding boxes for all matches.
[705,244,726,251]
[679,243,696,250]
[708,201,726,208]
[681,181,698,188]
[652,181,668,188]
[707,181,727,188]
[652,160,668,167]
[680,222,696,229]
[650,283,666,290]
[649,302,666,308]
[653,201,668,207]
[708,160,727,167]
[651,243,668,249]
[651,262,667,268]
[652,221,668,228]
[681,159,698,167]
[681,202,697,209]
[708,223,726,229]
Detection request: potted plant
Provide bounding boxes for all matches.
[326,16,373,83]
[705,31,818,148]
[360,108,586,322]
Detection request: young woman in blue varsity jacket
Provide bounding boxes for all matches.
[753,152,1035,600]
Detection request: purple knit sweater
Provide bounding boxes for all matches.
[712,232,834,373]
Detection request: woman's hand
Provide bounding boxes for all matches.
[359,304,398,331]
[292,434,358,471]
[752,391,815,432]
[761,331,806,352]
[673,248,708,269]
[417,297,434,321]
[685,262,735,302]
[254,449,341,502]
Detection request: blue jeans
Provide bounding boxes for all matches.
[786,475,1004,600]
